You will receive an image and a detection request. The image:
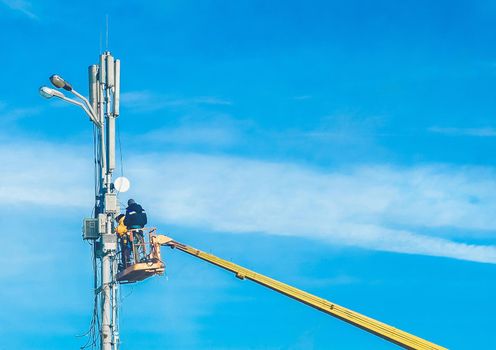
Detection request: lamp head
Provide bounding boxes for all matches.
[49,74,72,91]
[39,86,65,99]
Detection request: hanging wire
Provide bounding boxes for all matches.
[121,284,134,300]
[79,124,105,350]
[79,241,100,350]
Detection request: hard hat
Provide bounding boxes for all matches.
[127,198,136,206]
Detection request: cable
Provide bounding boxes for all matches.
[79,125,102,350]
[79,241,100,350]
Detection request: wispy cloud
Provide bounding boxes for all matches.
[428,126,496,137]
[305,114,384,141]
[295,274,360,288]
[192,96,232,105]
[142,125,238,147]
[138,116,246,148]
[0,105,42,122]
[1,0,38,20]
[130,154,496,264]
[293,95,312,100]
[0,140,92,207]
[121,91,231,113]
[3,136,496,264]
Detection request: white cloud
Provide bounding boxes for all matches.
[294,274,360,288]
[0,140,92,207]
[121,90,231,113]
[138,115,248,148]
[0,102,43,125]
[128,154,496,264]
[142,125,238,147]
[192,96,232,105]
[428,126,496,137]
[301,114,384,145]
[2,137,496,264]
[293,95,312,100]
[1,105,42,122]
[1,0,38,20]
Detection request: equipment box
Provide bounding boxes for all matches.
[83,218,100,240]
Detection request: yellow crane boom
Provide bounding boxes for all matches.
[153,235,447,350]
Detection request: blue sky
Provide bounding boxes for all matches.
[1,0,496,349]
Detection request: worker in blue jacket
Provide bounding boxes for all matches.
[124,199,148,262]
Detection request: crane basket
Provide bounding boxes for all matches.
[116,227,165,283]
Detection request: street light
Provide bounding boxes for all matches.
[39,75,101,127]
[39,86,64,99]
[50,74,73,91]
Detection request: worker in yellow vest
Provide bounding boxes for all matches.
[115,214,131,269]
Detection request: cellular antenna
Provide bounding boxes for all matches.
[106,15,109,50]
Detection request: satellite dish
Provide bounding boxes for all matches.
[114,177,131,193]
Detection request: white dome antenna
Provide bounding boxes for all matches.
[114,176,130,193]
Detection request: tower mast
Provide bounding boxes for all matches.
[89,51,121,350]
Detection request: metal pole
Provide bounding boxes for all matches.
[101,253,112,350]
[112,256,120,350]
[96,51,120,350]
[40,51,122,350]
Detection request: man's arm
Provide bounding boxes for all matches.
[124,210,134,226]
